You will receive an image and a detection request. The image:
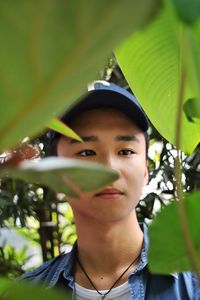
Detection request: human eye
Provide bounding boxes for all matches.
[118,149,134,156]
[76,149,96,157]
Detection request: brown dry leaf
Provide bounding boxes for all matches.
[0,144,41,167]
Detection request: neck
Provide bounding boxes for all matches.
[74,211,143,275]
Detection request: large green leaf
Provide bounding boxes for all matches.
[148,191,200,274]
[0,278,10,293]
[0,278,71,300]
[0,157,118,197]
[116,0,200,154]
[0,0,160,151]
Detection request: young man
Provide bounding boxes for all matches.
[21,81,199,299]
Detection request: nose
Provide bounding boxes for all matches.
[98,153,119,173]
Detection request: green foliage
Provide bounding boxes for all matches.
[15,227,40,246]
[115,0,200,276]
[137,131,200,222]
[148,191,200,273]
[46,117,83,142]
[0,279,71,300]
[0,178,39,227]
[0,243,32,279]
[115,0,200,154]
[0,0,160,151]
[172,0,200,24]
[183,98,200,122]
[60,205,77,246]
[1,157,118,197]
[0,176,59,228]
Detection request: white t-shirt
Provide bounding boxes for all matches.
[74,281,131,300]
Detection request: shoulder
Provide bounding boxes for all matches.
[144,269,200,299]
[171,271,200,299]
[19,252,71,286]
[180,272,200,299]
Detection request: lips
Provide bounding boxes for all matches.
[95,188,124,197]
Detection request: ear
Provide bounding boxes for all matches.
[143,161,149,186]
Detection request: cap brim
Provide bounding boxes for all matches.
[61,89,149,132]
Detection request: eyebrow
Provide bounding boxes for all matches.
[69,135,140,144]
[69,136,98,144]
[115,135,140,143]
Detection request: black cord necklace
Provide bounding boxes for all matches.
[76,253,140,300]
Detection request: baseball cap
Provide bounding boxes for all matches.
[49,80,149,147]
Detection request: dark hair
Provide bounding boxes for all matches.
[144,131,149,159]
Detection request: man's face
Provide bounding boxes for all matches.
[57,109,148,223]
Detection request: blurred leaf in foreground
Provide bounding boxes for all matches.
[0,278,70,300]
[0,0,160,151]
[149,191,200,274]
[0,157,118,197]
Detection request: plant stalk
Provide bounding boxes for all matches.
[175,25,200,280]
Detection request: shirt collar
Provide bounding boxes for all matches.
[54,222,177,286]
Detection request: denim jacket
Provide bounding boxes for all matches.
[20,224,200,299]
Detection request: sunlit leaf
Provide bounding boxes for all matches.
[0,157,118,197]
[0,279,71,300]
[46,117,83,142]
[0,0,160,151]
[0,277,10,293]
[148,191,200,274]
[116,0,200,154]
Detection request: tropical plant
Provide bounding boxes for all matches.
[0,242,32,279]
[116,0,200,276]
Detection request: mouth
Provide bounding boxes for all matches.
[94,188,124,198]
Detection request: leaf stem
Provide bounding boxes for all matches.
[175,25,200,279]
